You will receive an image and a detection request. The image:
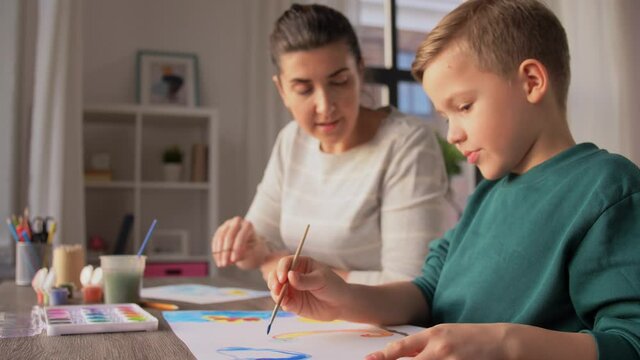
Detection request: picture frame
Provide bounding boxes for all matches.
[136,50,200,107]
[147,229,189,257]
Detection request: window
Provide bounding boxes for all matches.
[357,0,461,116]
[357,0,477,216]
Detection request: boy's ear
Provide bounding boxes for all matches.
[518,59,548,104]
[272,75,289,107]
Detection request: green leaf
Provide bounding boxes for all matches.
[163,145,183,163]
[436,134,465,177]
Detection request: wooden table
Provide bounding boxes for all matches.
[0,275,273,359]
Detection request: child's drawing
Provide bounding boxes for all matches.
[164,310,424,359]
[273,328,394,341]
[216,346,310,360]
[141,284,269,304]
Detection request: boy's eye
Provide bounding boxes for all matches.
[459,103,472,112]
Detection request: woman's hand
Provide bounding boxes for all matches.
[267,256,350,321]
[259,252,288,281]
[211,217,268,269]
[365,323,512,360]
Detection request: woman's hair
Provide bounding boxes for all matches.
[270,3,362,72]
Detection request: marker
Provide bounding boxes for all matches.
[47,221,57,244]
[140,301,179,311]
[6,218,20,243]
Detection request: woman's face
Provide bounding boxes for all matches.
[274,41,363,153]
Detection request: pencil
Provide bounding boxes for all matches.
[6,218,20,243]
[140,301,179,311]
[47,221,57,244]
[266,224,310,335]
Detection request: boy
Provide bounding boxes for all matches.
[267,0,640,359]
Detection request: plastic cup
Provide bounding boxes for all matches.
[81,285,103,304]
[100,255,146,304]
[48,287,69,305]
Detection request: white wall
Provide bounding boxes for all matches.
[83,0,257,222]
[82,0,640,230]
[546,0,640,165]
[622,2,640,163]
[0,0,20,250]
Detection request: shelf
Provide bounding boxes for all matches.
[84,181,208,190]
[141,182,209,190]
[85,181,135,189]
[87,253,210,264]
[145,254,211,262]
[85,103,215,117]
[83,103,219,265]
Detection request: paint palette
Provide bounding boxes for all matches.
[44,304,158,336]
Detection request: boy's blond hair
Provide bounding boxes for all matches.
[412,0,570,110]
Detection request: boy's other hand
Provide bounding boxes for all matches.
[365,323,510,360]
[267,255,348,321]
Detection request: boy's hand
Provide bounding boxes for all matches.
[267,256,349,321]
[211,217,267,269]
[365,323,510,360]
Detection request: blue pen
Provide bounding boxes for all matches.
[6,219,20,243]
[137,219,158,256]
[22,230,31,243]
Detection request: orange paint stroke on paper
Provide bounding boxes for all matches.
[273,328,393,341]
[203,315,261,323]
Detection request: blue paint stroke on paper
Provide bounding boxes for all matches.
[150,284,267,297]
[163,310,295,323]
[217,346,311,360]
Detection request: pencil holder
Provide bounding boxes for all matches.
[15,242,44,286]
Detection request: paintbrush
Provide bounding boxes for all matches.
[211,236,260,256]
[211,239,256,255]
[266,224,310,335]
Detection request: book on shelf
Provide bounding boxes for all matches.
[113,214,134,254]
[191,144,208,182]
[84,170,113,182]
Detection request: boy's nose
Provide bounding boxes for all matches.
[446,122,466,144]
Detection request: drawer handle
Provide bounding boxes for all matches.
[165,268,183,275]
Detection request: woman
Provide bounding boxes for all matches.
[211,3,448,285]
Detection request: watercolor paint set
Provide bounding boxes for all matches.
[44,304,158,336]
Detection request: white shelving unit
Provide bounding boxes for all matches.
[83,103,218,270]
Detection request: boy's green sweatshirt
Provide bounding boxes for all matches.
[414,143,640,359]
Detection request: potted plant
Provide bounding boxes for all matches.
[437,134,467,218]
[162,145,183,182]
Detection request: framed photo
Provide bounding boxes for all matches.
[136,50,200,107]
[147,229,189,257]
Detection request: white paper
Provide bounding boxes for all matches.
[164,310,424,359]
[141,284,270,304]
